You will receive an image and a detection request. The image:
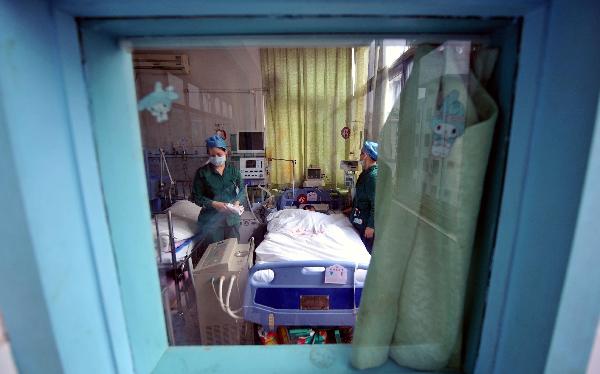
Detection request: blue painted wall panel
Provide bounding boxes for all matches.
[84,16,512,37]
[0,62,64,374]
[545,98,600,373]
[54,0,546,17]
[80,29,168,374]
[153,345,429,374]
[475,7,549,374]
[0,0,119,373]
[492,0,600,372]
[52,10,135,374]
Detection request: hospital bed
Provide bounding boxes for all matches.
[153,200,203,319]
[153,200,203,266]
[242,209,370,330]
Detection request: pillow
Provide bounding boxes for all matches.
[167,200,201,221]
[153,215,198,252]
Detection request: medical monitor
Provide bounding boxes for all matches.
[306,167,322,180]
[240,157,266,180]
[237,131,264,153]
[340,160,359,171]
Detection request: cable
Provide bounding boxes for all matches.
[225,275,243,315]
[211,277,222,310]
[257,184,273,199]
[224,276,243,319]
[159,148,175,185]
[215,276,232,313]
[212,276,243,319]
[218,276,225,312]
[159,148,176,205]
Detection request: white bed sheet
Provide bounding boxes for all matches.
[154,200,202,263]
[253,210,370,284]
[255,209,370,274]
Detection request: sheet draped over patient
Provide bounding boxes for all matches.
[255,209,371,265]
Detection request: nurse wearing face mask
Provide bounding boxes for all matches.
[349,140,378,253]
[193,135,245,244]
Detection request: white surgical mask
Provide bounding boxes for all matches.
[209,155,226,166]
[360,157,367,169]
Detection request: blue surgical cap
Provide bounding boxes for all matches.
[363,140,378,161]
[206,135,227,149]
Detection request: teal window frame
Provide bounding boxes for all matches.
[76,15,529,373]
[4,1,600,373]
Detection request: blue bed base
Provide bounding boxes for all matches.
[243,261,369,330]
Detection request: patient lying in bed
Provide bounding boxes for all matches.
[255,209,371,265]
[253,209,370,284]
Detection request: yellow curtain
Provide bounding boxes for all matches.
[261,47,369,187]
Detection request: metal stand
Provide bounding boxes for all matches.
[155,210,201,345]
[269,157,297,197]
[159,148,176,207]
[167,210,183,314]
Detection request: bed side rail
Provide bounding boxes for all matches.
[244,261,369,328]
[249,260,368,287]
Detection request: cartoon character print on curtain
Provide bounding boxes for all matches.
[430,90,466,158]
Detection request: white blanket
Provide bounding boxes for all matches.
[255,209,371,265]
[153,200,202,263]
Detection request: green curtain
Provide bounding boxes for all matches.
[365,41,388,141]
[352,45,499,371]
[261,47,368,187]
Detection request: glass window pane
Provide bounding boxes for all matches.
[132,35,511,372]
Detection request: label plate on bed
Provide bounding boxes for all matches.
[325,264,348,284]
[300,295,330,310]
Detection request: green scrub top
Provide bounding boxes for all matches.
[351,164,378,230]
[192,162,245,227]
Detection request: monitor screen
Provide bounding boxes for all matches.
[238,132,264,152]
[245,159,257,168]
[307,168,321,179]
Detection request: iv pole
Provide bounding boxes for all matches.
[159,148,176,206]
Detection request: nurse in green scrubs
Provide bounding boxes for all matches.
[193,135,245,244]
[350,141,378,253]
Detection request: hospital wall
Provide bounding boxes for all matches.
[137,48,263,151]
[137,48,264,182]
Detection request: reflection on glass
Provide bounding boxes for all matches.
[134,37,503,372]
